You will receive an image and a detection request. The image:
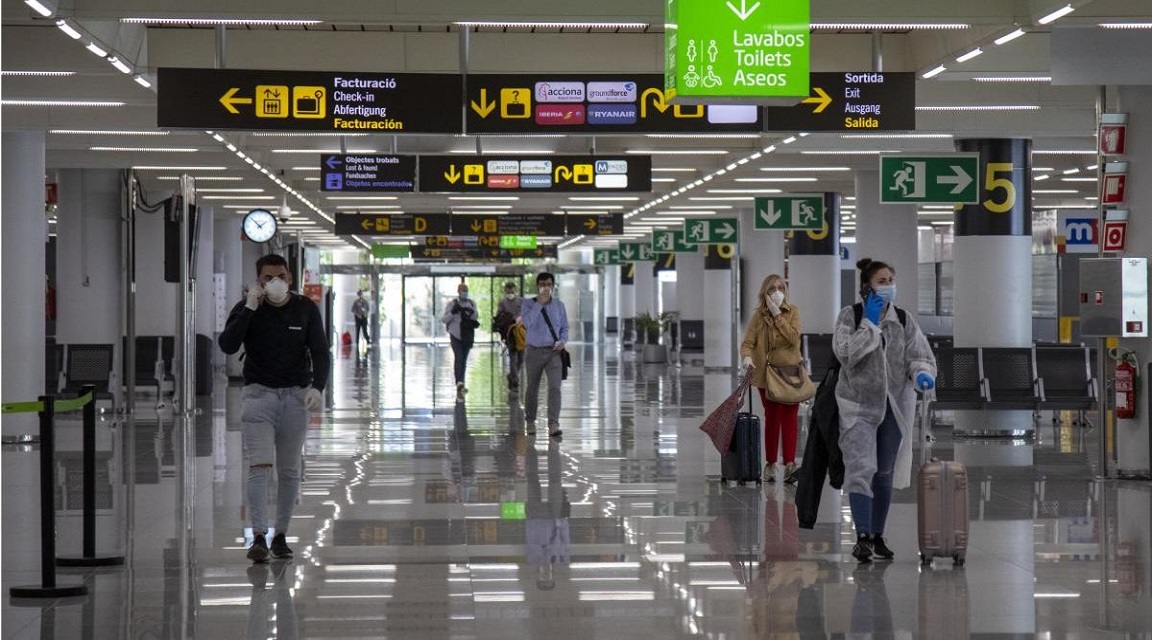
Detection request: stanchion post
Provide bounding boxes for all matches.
[58,386,125,567]
[9,395,88,599]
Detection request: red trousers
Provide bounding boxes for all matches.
[757,388,799,465]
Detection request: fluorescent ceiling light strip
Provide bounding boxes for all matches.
[334,205,402,210]
[734,177,817,182]
[799,150,894,155]
[324,196,398,200]
[994,29,1026,45]
[52,129,168,135]
[133,76,152,88]
[447,196,519,201]
[3,99,124,107]
[2,70,75,76]
[841,133,951,139]
[652,178,678,182]
[90,146,198,152]
[107,56,132,74]
[916,105,1039,111]
[1034,150,1095,155]
[706,189,787,194]
[24,0,54,18]
[568,196,640,201]
[1099,23,1152,29]
[689,195,770,200]
[447,205,512,209]
[973,76,1051,82]
[1034,189,1079,194]
[454,21,648,29]
[956,48,983,62]
[669,204,732,209]
[55,19,82,39]
[811,22,969,30]
[626,150,728,155]
[85,42,107,57]
[921,65,947,79]
[155,176,241,181]
[250,132,369,137]
[272,148,374,154]
[1061,177,1097,182]
[121,17,322,25]
[199,195,275,201]
[1038,4,1074,25]
[652,167,697,172]
[644,133,761,139]
[131,165,226,170]
[760,166,851,171]
[291,166,322,171]
[195,188,265,193]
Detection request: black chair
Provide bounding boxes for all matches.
[45,340,64,394]
[1035,345,1097,426]
[931,347,985,413]
[980,347,1042,412]
[123,336,176,400]
[802,334,835,384]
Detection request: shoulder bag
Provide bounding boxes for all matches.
[539,304,571,380]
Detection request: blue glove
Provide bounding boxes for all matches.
[863,292,885,325]
[916,372,935,391]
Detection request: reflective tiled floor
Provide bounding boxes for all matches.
[4,342,1151,638]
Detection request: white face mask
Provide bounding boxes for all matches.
[769,291,785,307]
[505,293,516,300]
[538,286,553,297]
[264,277,289,303]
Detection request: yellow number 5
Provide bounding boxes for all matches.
[983,162,1016,213]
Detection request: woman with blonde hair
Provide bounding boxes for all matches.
[740,274,810,483]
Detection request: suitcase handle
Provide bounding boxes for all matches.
[918,389,936,465]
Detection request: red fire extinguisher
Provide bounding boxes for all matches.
[1115,357,1138,420]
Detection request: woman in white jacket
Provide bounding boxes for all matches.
[833,258,937,563]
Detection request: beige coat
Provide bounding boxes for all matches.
[740,303,803,389]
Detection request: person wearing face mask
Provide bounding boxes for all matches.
[442,281,479,402]
[519,272,569,438]
[494,282,525,390]
[219,254,330,563]
[833,258,936,563]
[740,274,809,484]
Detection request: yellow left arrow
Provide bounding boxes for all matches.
[219,87,253,114]
[361,218,374,230]
[801,87,832,114]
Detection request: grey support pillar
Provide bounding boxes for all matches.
[1,132,46,438]
[953,138,1033,437]
[739,208,786,324]
[787,193,841,334]
[56,171,123,364]
[604,265,619,341]
[854,170,919,315]
[1114,86,1152,476]
[703,245,735,369]
[214,209,244,378]
[633,256,656,317]
[619,262,636,345]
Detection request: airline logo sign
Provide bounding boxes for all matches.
[1059,213,1098,253]
[419,155,651,192]
[466,74,762,133]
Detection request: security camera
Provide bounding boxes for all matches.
[278,196,293,222]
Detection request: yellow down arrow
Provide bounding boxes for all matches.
[444,164,461,184]
[219,87,253,114]
[801,87,832,114]
[470,89,496,118]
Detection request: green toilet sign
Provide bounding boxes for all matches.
[665,0,810,100]
[753,195,823,230]
[879,154,980,204]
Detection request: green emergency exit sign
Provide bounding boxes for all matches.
[665,0,810,100]
[371,244,410,259]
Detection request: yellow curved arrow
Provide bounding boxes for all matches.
[801,87,832,114]
[639,87,668,119]
[219,87,252,114]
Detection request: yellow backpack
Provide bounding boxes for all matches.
[509,323,527,352]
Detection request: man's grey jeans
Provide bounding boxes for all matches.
[242,384,308,534]
[524,347,563,425]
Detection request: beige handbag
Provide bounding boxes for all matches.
[764,362,816,404]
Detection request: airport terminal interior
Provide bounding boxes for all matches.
[3,0,1152,638]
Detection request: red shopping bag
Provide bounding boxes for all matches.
[699,371,754,455]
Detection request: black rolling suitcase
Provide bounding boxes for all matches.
[721,389,762,486]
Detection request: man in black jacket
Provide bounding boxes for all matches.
[219,254,330,563]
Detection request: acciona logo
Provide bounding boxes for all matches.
[535,81,585,103]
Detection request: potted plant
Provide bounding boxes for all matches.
[635,311,679,363]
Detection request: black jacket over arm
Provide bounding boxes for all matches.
[796,367,845,529]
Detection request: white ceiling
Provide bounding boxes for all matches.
[3,0,1149,251]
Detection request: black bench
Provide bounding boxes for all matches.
[1035,345,1098,426]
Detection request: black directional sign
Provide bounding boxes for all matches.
[452,214,567,236]
[419,155,652,193]
[320,154,416,192]
[567,213,623,236]
[334,213,451,236]
[466,74,763,134]
[412,245,559,262]
[763,72,915,132]
[157,68,462,133]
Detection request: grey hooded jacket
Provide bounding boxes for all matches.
[832,303,936,492]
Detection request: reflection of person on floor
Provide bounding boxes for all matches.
[448,402,476,499]
[525,440,570,590]
[749,558,822,638]
[851,563,895,639]
[245,561,298,640]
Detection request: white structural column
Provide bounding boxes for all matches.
[787,193,842,334]
[854,170,920,315]
[953,139,1033,436]
[618,263,636,343]
[1,132,47,437]
[214,210,245,377]
[739,208,786,324]
[633,258,656,317]
[675,250,704,322]
[1114,85,1152,475]
[603,265,619,341]
[56,170,123,349]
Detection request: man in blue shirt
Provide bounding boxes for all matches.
[519,272,569,438]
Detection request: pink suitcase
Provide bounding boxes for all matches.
[916,395,969,566]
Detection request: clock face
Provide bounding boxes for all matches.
[242,209,278,243]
